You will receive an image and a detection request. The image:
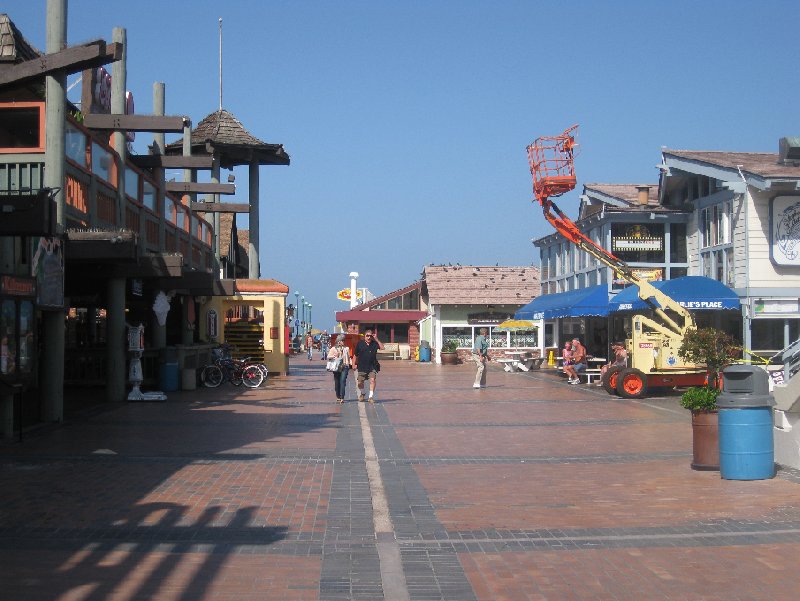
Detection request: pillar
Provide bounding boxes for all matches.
[106,278,127,403]
[40,0,67,424]
[248,159,260,278]
[111,27,127,225]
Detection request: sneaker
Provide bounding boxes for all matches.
[358,394,365,402]
[569,379,579,385]
[473,384,481,389]
[368,397,375,403]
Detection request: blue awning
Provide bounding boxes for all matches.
[515,284,610,320]
[608,276,740,312]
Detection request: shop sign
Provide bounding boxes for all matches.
[0,275,35,297]
[32,237,64,309]
[337,289,363,302]
[467,312,511,325]
[83,67,136,142]
[753,298,800,314]
[770,196,800,266]
[612,237,663,252]
[207,309,218,338]
[613,268,662,286]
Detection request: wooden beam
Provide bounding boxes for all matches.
[166,182,235,195]
[129,155,214,169]
[83,114,188,132]
[190,202,250,213]
[0,40,121,89]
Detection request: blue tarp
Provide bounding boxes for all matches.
[515,284,610,320]
[608,276,740,312]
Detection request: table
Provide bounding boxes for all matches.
[503,351,536,372]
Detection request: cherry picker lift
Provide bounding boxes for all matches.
[528,125,708,398]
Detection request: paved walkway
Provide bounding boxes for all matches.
[3,357,800,600]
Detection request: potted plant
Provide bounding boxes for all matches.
[678,327,739,471]
[440,339,460,365]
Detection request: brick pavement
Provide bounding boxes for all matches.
[2,357,800,600]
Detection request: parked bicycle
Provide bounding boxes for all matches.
[200,345,263,388]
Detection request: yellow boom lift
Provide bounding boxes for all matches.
[528,125,708,398]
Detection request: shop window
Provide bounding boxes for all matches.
[669,223,687,263]
[92,142,114,183]
[142,180,156,212]
[0,103,44,152]
[393,324,409,343]
[510,329,537,347]
[65,122,88,167]
[442,326,471,348]
[1,300,16,374]
[611,223,665,263]
[489,328,507,348]
[125,168,139,201]
[751,319,787,354]
[376,324,392,343]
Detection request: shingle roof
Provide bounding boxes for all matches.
[424,265,540,305]
[165,109,290,168]
[0,14,41,63]
[664,149,800,179]
[218,212,248,269]
[584,183,660,207]
[350,281,422,311]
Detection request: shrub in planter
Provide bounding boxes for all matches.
[441,339,459,353]
[680,386,720,411]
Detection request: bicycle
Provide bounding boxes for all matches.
[201,346,264,388]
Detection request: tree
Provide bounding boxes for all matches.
[678,327,739,389]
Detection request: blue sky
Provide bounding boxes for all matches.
[8,0,800,330]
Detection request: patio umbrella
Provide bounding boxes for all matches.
[495,319,537,330]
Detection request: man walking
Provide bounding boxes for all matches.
[472,327,489,388]
[353,329,383,402]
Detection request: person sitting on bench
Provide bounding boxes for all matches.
[598,342,628,386]
[564,338,587,385]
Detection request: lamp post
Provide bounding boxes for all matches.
[308,304,312,332]
[294,291,299,340]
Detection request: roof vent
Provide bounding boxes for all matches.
[779,137,800,164]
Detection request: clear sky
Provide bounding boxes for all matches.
[8,0,800,330]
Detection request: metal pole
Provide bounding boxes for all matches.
[248,158,259,278]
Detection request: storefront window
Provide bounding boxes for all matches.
[489,329,507,348]
[1,300,16,375]
[65,123,87,167]
[611,223,665,263]
[18,301,32,373]
[751,319,789,354]
[125,168,139,201]
[92,142,114,183]
[142,180,156,212]
[669,223,687,263]
[442,326,471,348]
[511,330,537,347]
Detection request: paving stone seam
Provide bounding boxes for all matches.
[386,418,679,427]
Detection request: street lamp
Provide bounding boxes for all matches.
[294,291,300,340]
[308,304,312,332]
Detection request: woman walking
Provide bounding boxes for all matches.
[328,335,352,403]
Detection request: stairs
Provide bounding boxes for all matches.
[224,321,265,363]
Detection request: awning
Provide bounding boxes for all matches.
[608,276,740,312]
[515,284,610,320]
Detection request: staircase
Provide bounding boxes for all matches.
[224,321,265,363]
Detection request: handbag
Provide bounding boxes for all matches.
[326,356,342,372]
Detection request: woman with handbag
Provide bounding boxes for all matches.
[327,335,352,403]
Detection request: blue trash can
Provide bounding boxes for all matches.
[419,346,431,362]
[716,365,775,480]
[159,362,179,392]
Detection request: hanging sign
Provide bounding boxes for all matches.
[207,309,218,339]
[337,289,363,302]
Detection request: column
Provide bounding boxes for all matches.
[106,278,127,403]
[248,159,260,278]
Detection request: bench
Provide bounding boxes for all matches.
[579,369,602,385]
[521,356,545,370]
[377,342,400,360]
[496,358,518,372]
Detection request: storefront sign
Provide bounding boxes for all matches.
[467,312,512,325]
[753,298,800,314]
[612,237,663,251]
[0,275,35,296]
[337,289,363,302]
[32,237,64,309]
[770,196,800,266]
[207,309,218,338]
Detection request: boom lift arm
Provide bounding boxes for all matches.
[527,126,696,342]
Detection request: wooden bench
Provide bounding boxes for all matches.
[377,342,401,360]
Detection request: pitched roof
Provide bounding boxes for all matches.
[218,212,248,269]
[584,183,660,207]
[232,279,288,294]
[664,149,800,179]
[350,281,422,311]
[424,265,540,305]
[165,109,290,168]
[0,14,41,63]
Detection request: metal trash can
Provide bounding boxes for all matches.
[716,365,776,480]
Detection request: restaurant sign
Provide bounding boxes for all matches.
[467,312,512,325]
[612,237,663,252]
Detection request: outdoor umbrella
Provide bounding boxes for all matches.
[495,319,537,330]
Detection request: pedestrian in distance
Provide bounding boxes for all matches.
[564,337,587,384]
[306,333,314,360]
[598,341,628,386]
[472,327,490,388]
[353,329,383,402]
[320,330,331,361]
[328,335,352,403]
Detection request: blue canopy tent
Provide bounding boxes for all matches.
[515,284,610,320]
[608,276,740,312]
